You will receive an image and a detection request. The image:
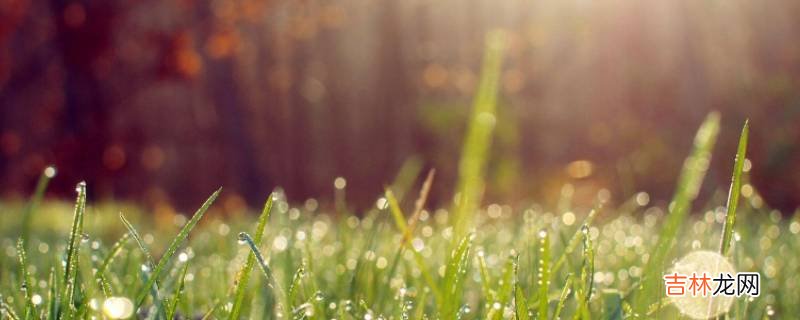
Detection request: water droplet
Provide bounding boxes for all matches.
[81,233,90,243]
[538,229,548,238]
[44,166,57,178]
[31,294,42,305]
[75,181,86,193]
[178,252,188,262]
[237,232,247,245]
[102,297,134,319]
[141,264,150,272]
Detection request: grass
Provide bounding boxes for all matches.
[0,131,798,318]
[0,31,797,319]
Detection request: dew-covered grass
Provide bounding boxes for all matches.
[2,31,799,319]
[1,175,798,319]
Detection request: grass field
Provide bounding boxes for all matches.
[2,32,799,320]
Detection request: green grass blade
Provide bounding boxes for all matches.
[635,112,720,312]
[15,238,33,319]
[515,283,530,320]
[120,212,162,308]
[452,30,507,242]
[119,213,156,269]
[576,228,595,319]
[95,232,130,278]
[0,293,21,320]
[490,254,515,320]
[166,261,190,320]
[385,188,410,237]
[514,252,530,320]
[389,156,423,201]
[134,187,221,307]
[719,119,749,256]
[20,166,55,249]
[229,193,274,319]
[553,274,573,320]
[477,252,495,303]
[553,205,602,274]
[385,188,442,301]
[59,181,87,317]
[440,232,474,318]
[288,262,307,309]
[46,267,57,320]
[238,232,286,317]
[536,230,551,320]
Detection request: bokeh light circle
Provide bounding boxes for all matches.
[668,250,736,319]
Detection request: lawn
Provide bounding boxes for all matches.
[1,31,798,320]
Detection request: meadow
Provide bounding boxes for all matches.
[1,32,798,320]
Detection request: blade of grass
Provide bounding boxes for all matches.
[46,267,57,320]
[407,169,435,237]
[165,261,189,320]
[15,238,33,319]
[536,230,551,320]
[553,274,573,320]
[238,232,287,318]
[229,193,275,319]
[552,204,603,274]
[635,112,720,312]
[439,232,474,318]
[514,252,530,320]
[134,187,221,307]
[20,166,55,249]
[719,120,749,256]
[59,181,87,317]
[288,262,307,308]
[120,212,162,309]
[0,293,21,320]
[515,283,530,320]
[389,156,424,201]
[576,228,595,319]
[452,30,506,242]
[95,232,130,278]
[377,171,435,311]
[120,213,156,268]
[477,251,495,303]
[385,188,442,301]
[489,254,516,320]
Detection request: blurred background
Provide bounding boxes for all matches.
[1,0,799,214]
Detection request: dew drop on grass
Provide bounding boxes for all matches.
[31,294,42,305]
[44,166,57,178]
[81,233,90,243]
[178,252,188,262]
[75,181,86,192]
[237,232,247,245]
[102,297,134,319]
